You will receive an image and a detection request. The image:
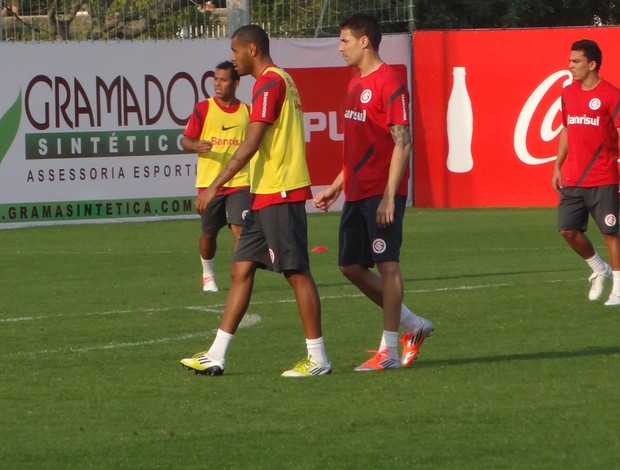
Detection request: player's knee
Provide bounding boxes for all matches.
[339,264,362,282]
[376,261,401,279]
[559,229,579,241]
[229,262,253,282]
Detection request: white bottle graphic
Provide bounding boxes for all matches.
[446,67,474,173]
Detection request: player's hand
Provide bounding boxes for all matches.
[195,188,215,215]
[376,196,395,229]
[313,187,340,212]
[551,168,563,192]
[195,140,213,153]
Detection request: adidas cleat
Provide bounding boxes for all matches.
[354,348,401,372]
[281,357,332,377]
[180,351,224,376]
[400,318,434,367]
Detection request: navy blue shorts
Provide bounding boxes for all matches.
[338,195,406,267]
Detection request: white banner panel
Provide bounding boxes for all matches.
[0,36,411,227]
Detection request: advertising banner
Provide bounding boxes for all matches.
[412,27,620,208]
[0,36,412,228]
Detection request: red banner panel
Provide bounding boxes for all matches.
[412,27,620,208]
[288,64,410,187]
[288,66,355,186]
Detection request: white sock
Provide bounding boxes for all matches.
[400,304,424,333]
[612,271,620,294]
[379,330,400,359]
[207,329,234,362]
[201,257,215,277]
[306,337,329,366]
[586,254,609,275]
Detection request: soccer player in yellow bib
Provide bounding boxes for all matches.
[180,25,331,377]
[182,60,250,293]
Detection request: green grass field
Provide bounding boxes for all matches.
[1,208,619,469]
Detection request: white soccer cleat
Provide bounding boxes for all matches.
[202,275,219,293]
[588,267,611,301]
[604,292,620,306]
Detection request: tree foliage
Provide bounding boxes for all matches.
[413,0,620,29]
[5,0,219,40]
[249,0,412,37]
[3,0,620,41]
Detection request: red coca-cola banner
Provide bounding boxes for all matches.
[412,27,620,208]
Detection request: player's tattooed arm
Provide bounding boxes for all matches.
[390,124,411,147]
[211,163,239,189]
[383,123,411,198]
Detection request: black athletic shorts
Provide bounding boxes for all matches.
[233,201,310,273]
[201,188,250,237]
[558,184,619,234]
[338,195,407,267]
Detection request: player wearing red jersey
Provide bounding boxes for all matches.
[552,39,620,305]
[182,60,250,293]
[314,14,433,371]
[180,25,331,377]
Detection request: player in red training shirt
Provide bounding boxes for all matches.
[552,39,620,305]
[314,14,433,371]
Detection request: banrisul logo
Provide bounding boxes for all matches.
[0,92,22,166]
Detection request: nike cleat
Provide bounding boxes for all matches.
[202,275,219,293]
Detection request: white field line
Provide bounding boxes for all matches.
[1,281,566,324]
[0,283,511,324]
[1,281,563,357]
[4,314,261,358]
[0,305,222,323]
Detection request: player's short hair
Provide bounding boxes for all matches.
[572,39,602,72]
[215,60,240,81]
[339,14,382,51]
[231,24,270,55]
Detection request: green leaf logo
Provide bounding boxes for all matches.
[0,91,22,166]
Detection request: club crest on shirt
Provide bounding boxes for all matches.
[360,89,372,104]
[589,98,601,110]
[372,238,387,254]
